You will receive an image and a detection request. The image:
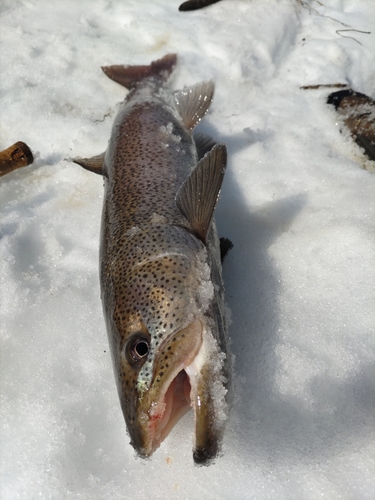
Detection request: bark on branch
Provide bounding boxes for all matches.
[0,141,34,177]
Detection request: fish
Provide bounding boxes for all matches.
[327,88,375,162]
[73,54,232,465]
[179,0,222,11]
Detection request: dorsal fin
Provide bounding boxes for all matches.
[101,53,177,90]
[72,152,106,176]
[176,144,227,242]
[174,81,214,130]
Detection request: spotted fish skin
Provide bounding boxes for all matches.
[73,54,231,465]
[327,88,375,162]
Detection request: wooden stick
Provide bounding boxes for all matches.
[0,141,34,177]
[300,83,348,90]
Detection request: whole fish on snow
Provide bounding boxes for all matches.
[73,54,232,465]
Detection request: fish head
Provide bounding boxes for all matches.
[106,233,227,465]
[131,317,204,458]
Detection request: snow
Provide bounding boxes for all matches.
[1,0,375,499]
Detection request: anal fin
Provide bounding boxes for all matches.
[72,152,106,176]
[176,144,227,243]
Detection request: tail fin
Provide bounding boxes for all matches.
[101,53,177,89]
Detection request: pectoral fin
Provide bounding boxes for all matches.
[219,237,233,262]
[174,81,214,130]
[73,152,106,176]
[176,144,227,243]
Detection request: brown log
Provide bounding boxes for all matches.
[0,141,34,177]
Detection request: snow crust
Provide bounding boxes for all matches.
[1,0,375,499]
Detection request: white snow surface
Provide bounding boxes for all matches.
[1,0,375,499]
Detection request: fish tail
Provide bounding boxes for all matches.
[101,53,177,89]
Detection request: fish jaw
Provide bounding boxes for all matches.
[132,319,203,457]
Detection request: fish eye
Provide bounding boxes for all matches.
[126,336,150,363]
[133,339,149,358]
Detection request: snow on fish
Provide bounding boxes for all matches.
[327,88,375,162]
[73,53,232,465]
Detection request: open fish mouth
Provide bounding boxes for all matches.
[146,368,192,449]
[133,319,223,465]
